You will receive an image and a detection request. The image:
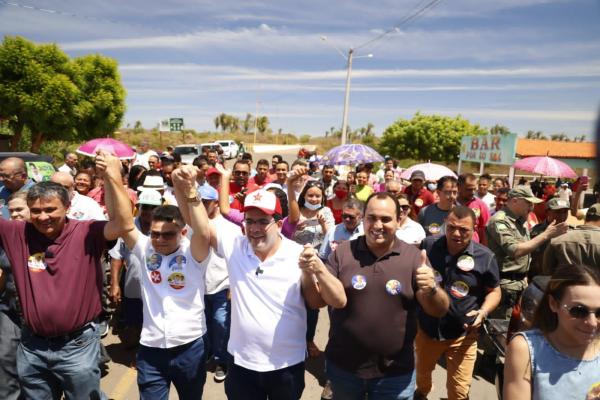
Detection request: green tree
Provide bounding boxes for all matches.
[133,120,144,134]
[242,113,253,134]
[550,133,569,141]
[489,124,511,135]
[525,130,548,140]
[378,112,487,163]
[256,115,270,135]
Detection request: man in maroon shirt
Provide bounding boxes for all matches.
[0,151,134,399]
[404,170,435,219]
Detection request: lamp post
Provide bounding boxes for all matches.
[321,36,372,146]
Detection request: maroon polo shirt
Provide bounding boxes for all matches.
[325,236,422,379]
[0,218,108,337]
[404,186,434,217]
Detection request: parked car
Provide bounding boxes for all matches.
[173,143,224,164]
[215,140,240,159]
[0,152,56,182]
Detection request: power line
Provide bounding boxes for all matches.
[354,0,444,51]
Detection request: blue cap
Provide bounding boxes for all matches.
[198,183,218,201]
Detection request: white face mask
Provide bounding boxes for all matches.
[427,183,437,191]
[304,201,322,211]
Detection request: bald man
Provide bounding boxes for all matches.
[51,172,106,221]
[0,157,34,219]
[58,152,78,177]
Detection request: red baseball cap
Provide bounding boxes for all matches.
[206,167,221,177]
[243,189,282,216]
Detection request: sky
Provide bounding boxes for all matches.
[1,0,599,139]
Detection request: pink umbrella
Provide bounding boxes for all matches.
[512,156,577,178]
[400,162,457,181]
[77,138,135,160]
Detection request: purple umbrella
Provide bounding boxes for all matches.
[321,144,384,166]
[77,138,135,160]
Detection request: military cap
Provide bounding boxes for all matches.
[586,203,600,219]
[546,197,570,210]
[508,185,543,204]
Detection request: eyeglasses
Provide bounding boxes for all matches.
[562,304,600,319]
[305,181,324,189]
[150,231,178,240]
[140,204,158,211]
[234,171,249,176]
[342,213,358,220]
[243,218,275,229]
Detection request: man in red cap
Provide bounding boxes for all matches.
[205,167,221,189]
[172,166,347,400]
[404,170,435,218]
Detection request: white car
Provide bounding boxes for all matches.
[216,140,240,159]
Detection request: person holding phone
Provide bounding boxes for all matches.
[415,206,501,400]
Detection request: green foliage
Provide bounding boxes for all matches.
[299,134,311,144]
[489,124,511,135]
[378,112,487,163]
[0,35,126,152]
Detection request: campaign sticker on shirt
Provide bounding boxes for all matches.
[70,210,85,220]
[27,252,47,272]
[351,275,367,290]
[385,280,402,296]
[450,281,470,298]
[428,223,441,235]
[168,272,185,290]
[169,255,186,271]
[457,255,475,272]
[433,270,443,284]
[150,270,162,284]
[415,198,424,207]
[473,208,481,218]
[146,253,162,271]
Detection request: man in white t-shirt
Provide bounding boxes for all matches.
[107,166,212,399]
[50,172,105,221]
[396,194,426,245]
[132,141,159,170]
[57,152,78,176]
[476,173,496,211]
[172,165,346,400]
[558,183,572,202]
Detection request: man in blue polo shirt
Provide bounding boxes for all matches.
[319,198,363,261]
[415,206,501,400]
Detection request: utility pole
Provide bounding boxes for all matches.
[340,49,354,146]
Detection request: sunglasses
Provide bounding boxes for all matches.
[150,231,178,240]
[562,304,600,319]
[342,213,357,220]
[234,171,249,176]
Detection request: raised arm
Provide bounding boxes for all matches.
[216,163,232,217]
[172,165,210,263]
[287,166,307,224]
[96,151,136,243]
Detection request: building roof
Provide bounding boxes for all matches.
[516,139,596,159]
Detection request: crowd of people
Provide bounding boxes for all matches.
[0,142,598,400]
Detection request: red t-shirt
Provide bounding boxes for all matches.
[404,186,435,217]
[0,218,108,336]
[229,181,262,211]
[458,197,491,244]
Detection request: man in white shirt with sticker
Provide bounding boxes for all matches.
[107,164,211,399]
[172,164,346,400]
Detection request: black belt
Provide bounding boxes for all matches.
[26,321,95,343]
[500,272,527,281]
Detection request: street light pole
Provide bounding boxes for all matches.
[340,49,354,146]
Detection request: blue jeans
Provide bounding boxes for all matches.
[225,360,305,400]
[326,360,416,400]
[136,334,207,400]
[17,322,105,400]
[204,289,231,365]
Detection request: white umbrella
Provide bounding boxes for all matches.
[400,162,457,181]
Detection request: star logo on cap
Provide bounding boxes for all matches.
[253,192,262,201]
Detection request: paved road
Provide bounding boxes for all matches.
[100,308,498,399]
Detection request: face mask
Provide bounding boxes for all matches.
[335,190,347,199]
[304,201,322,211]
[427,183,437,191]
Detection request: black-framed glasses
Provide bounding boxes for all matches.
[305,181,324,189]
[243,218,275,229]
[562,304,600,319]
[150,231,178,240]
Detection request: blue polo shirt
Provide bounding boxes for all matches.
[318,222,363,260]
[0,180,35,219]
[419,235,499,340]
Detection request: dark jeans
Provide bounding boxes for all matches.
[326,360,415,400]
[17,322,105,400]
[225,360,305,400]
[0,311,22,400]
[136,334,207,400]
[204,289,231,365]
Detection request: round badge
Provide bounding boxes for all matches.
[433,270,443,284]
[168,272,185,290]
[146,253,162,271]
[457,255,475,272]
[169,255,187,271]
[351,275,367,290]
[415,198,424,207]
[150,270,162,284]
[385,280,402,295]
[27,252,47,272]
[428,223,441,235]
[450,281,470,298]
[473,208,481,218]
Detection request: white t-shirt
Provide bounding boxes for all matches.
[476,191,496,211]
[58,163,76,176]
[205,214,240,294]
[217,229,307,372]
[132,233,208,348]
[133,150,159,169]
[558,187,572,202]
[396,217,426,245]
[68,192,106,221]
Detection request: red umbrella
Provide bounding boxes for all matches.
[512,156,577,178]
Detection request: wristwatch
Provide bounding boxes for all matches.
[186,193,201,204]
